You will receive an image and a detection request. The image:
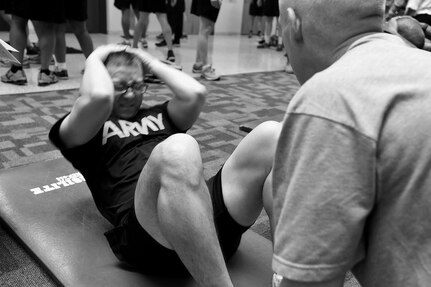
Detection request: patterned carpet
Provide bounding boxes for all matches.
[0,71,298,286]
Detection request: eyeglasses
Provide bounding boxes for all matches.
[113,80,148,96]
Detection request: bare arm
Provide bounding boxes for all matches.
[131,49,207,131]
[59,45,126,148]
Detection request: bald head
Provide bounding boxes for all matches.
[279,0,385,83]
[280,0,384,45]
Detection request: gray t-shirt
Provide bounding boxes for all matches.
[272,33,431,286]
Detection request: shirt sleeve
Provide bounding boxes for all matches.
[272,113,376,282]
[49,114,100,171]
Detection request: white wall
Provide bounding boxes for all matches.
[106,0,244,35]
[215,0,244,35]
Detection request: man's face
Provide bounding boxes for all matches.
[107,62,145,120]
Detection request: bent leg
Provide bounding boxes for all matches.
[134,134,233,287]
[221,121,281,228]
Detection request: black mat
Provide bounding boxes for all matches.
[0,158,273,286]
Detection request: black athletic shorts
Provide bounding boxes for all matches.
[137,0,168,14]
[249,0,263,16]
[104,168,249,276]
[114,0,139,11]
[9,0,66,23]
[65,0,88,21]
[0,0,6,11]
[262,0,279,17]
[191,0,220,23]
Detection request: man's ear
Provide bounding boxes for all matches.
[287,8,303,42]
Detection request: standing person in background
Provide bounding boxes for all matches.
[248,0,263,38]
[1,0,63,86]
[54,0,94,80]
[160,0,185,47]
[257,0,279,48]
[272,0,431,286]
[113,0,142,46]
[132,0,176,63]
[191,0,222,81]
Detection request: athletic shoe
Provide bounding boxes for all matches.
[156,33,164,40]
[156,40,167,47]
[181,34,188,39]
[140,38,148,48]
[38,71,58,86]
[1,68,27,85]
[118,40,131,46]
[53,67,69,80]
[257,42,270,48]
[173,40,180,47]
[201,64,220,81]
[258,38,265,44]
[166,50,175,62]
[192,63,203,73]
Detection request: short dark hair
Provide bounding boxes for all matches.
[103,51,146,76]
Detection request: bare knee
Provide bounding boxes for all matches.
[150,134,203,185]
[252,121,281,150]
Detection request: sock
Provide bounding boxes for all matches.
[40,69,50,76]
[10,65,23,73]
[264,35,270,43]
[57,62,67,71]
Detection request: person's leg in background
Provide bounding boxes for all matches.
[194,16,214,70]
[257,16,273,48]
[152,0,175,62]
[1,14,28,85]
[54,22,68,80]
[155,12,175,62]
[166,0,184,47]
[33,20,58,86]
[132,0,150,49]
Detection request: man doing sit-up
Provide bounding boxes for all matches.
[49,44,280,286]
